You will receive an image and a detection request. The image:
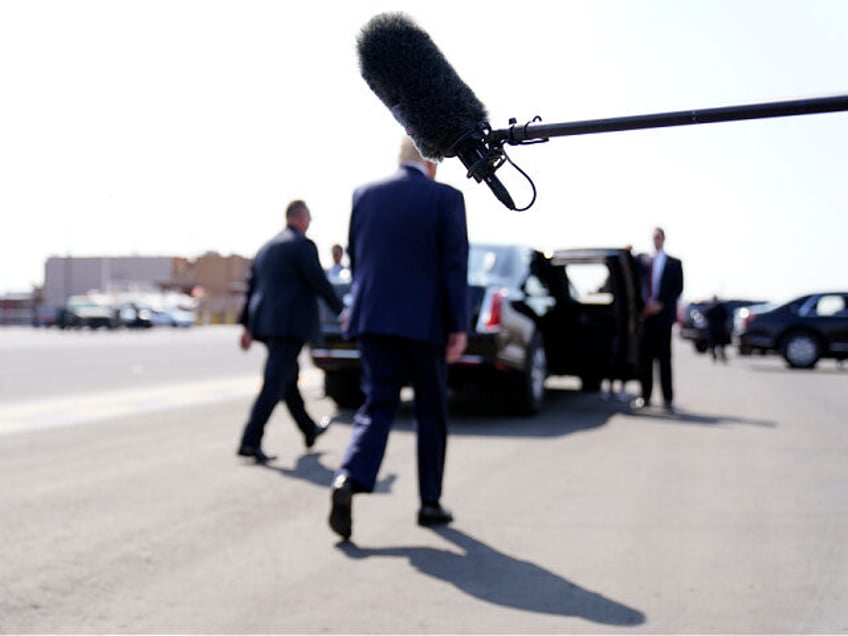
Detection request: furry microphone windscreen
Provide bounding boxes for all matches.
[357,12,489,160]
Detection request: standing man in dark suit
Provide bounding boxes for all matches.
[237,200,345,463]
[328,138,469,540]
[635,227,684,411]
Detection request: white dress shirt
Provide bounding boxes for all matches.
[651,250,667,300]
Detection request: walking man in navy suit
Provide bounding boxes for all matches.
[329,138,469,540]
[634,226,684,411]
[237,200,345,463]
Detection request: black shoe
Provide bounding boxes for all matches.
[417,503,453,527]
[237,445,277,463]
[329,474,353,540]
[663,401,675,413]
[305,416,332,449]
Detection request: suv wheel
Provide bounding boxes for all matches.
[515,331,547,414]
[782,331,821,369]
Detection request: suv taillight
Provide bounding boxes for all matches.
[476,288,507,333]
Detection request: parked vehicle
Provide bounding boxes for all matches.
[164,307,196,327]
[117,304,153,329]
[311,244,643,414]
[732,303,773,339]
[148,307,196,327]
[56,295,117,330]
[33,304,59,328]
[679,299,766,353]
[737,292,848,368]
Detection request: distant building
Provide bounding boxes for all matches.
[0,291,40,325]
[40,253,252,325]
[170,252,251,324]
[43,256,173,307]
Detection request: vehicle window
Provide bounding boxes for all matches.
[813,294,846,317]
[522,274,556,314]
[524,275,546,296]
[561,263,614,305]
[467,245,522,286]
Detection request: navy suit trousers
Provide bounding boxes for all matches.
[639,317,674,405]
[240,337,314,448]
[339,334,448,505]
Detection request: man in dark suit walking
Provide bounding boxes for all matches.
[635,227,684,411]
[237,200,345,463]
[329,138,469,540]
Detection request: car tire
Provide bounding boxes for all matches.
[514,331,547,414]
[781,331,821,369]
[324,370,364,409]
[695,341,708,353]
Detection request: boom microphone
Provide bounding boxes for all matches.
[357,13,516,210]
[357,13,848,212]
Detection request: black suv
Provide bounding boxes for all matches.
[311,244,643,414]
[679,299,765,353]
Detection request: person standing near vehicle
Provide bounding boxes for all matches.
[705,295,730,363]
[237,200,345,463]
[326,243,349,282]
[634,227,684,411]
[328,137,469,540]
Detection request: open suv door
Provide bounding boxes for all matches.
[544,248,643,393]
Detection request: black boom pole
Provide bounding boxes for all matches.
[490,94,848,144]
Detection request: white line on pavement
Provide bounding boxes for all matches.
[0,368,324,435]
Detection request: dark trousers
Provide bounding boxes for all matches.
[240,337,314,448]
[639,318,674,405]
[338,334,448,505]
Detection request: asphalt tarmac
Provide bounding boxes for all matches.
[0,326,846,633]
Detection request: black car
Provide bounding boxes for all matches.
[737,291,848,368]
[679,298,766,353]
[311,244,643,414]
[56,296,117,330]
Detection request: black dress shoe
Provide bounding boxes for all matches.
[305,416,332,449]
[329,474,353,540]
[417,503,453,527]
[237,446,277,463]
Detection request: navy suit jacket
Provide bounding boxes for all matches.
[653,254,684,327]
[345,165,469,347]
[239,226,344,343]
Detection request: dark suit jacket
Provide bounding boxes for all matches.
[653,254,684,327]
[239,226,344,343]
[345,165,468,347]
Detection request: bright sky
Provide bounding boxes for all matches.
[2,0,846,304]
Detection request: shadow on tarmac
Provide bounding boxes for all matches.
[627,405,776,428]
[329,388,616,440]
[327,384,777,440]
[259,452,397,492]
[337,525,646,627]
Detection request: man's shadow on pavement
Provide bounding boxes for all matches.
[260,452,397,493]
[628,406,776,428]
[337,525,646,627]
